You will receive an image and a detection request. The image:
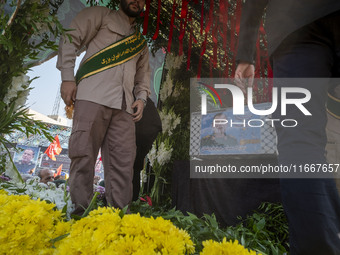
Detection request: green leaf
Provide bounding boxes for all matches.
[119,205,128,218]
[255,218,266,232]
[50,233,70,248]
[241,235,246,246]
[81,192,99,218]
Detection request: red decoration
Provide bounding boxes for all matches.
[152,0,162,40]
[212,16,218,68]
[140,196,152,206]
[54,164,63,178]
[234,0,242,50]
[204,0,214,34]
[180,0,189,18]
[142,0,151,35]
[44,135,62,161]
[187,12,193,70]
[197,33,208,78]
[219,0,228,54]
[167,0,177,52]
[143,0,272,101]
[178,10,188,56]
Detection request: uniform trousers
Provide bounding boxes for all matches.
[272,11,340,255]
[68,100,136,215]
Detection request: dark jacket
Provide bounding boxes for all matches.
[236,0,340,63]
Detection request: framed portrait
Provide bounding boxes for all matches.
[190,103,277,156]
[13,145,40,174]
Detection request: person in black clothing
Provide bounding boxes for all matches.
[133,97,162,201]
[236,1,340,254]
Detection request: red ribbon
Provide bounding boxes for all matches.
[219,0,228,52]
[198,34,208,78]
[217,1,228,72]
[152,0,162,40]
[268,66,273,101]
[205,0,214,34]
[234,0,242,51]
[187,12,193,70]
[178,11,188,56]
[212,16,218,68]
[167,0,177,52]
[142,0,151,35]
[180,0,189,19]
[229,1,238,74]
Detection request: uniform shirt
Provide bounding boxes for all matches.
[57,6,150,114]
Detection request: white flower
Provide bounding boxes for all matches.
[26,176,40,185]
[0,176,75,219]
[165,53,184,70]
[4,155,23,184]
[160,53,184,103]
[160,74,174,103]
[147,142,158,167]
[159,108,181,136]
[14,89,30,110]
[172,86,181,98]
[147,138,173,170]
[141,169,147,183]
[157,142,173,166]
[47,181,56,190]
[4,74,30,107]
[37,182,48,189]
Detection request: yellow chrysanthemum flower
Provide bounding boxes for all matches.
[55,207,195,255]
[0,189,8,195]
[1,192,196,254]
[0,193,69,255]
[121,213,145,236]
[200,238,259,255]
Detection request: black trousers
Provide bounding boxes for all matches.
[272,11,340,255]
[133,98,162,201]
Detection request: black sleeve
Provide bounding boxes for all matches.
[236,0,268,64]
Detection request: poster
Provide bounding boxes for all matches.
[200,105,268,155]
[13,145,40,174]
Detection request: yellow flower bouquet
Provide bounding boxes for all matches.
[0,191,71,255]
[200,238,259,255]
[0,191,265,255]
[54,207,195,255]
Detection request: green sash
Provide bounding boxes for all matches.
[327,92,340,119]
[75,30,147,84]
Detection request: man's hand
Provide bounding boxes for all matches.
[60,81,77,106]
[131,99,144,122]
[235,62,255,94]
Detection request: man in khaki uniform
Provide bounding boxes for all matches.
[57,0,150,215]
